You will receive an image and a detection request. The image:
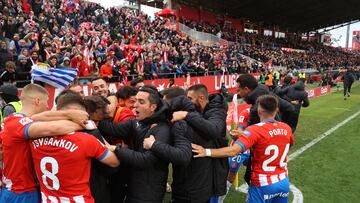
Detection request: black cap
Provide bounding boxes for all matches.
[0,84,18,96]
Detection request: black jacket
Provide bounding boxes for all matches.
[98,100,171,203]
[246,84,295,126]
[0,70,17,85]
[164,96,213,202]
[184,94,229,197]
[84,129,117,203]
[276,81,310,109]
[150,119,192,165]
[276,81,309,132]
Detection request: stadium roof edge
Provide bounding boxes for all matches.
[174,0,360,32]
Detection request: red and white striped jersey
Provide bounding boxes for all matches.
[30,132,108,203]
[236,120,294,187]
[237,104,251,129]
[1,113,38,193]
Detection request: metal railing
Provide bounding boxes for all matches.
[12,70,225,87]
[178,23,236,47]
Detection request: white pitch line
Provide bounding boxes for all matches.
[334,108,351,111]
[290,184,304,203]
[235,109,360,203]
[288,109,360,161]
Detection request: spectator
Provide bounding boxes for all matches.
[0,61,17,85]
[91,77,111,98]
[14,34,36,56]
[0,41,13,71]
[29,51,40,65]
[60,57,71,68]
[130,77,144,90]
[0,84,21,124]
[48,55,58,68]
[100,57,113,80]
[16,55,32,80]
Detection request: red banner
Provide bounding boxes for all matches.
[20,75,330,109]
[305,85,331,99]
[77,73,261,97]
[352,31,360,51]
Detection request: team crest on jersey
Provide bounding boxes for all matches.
[243,130,251,137]
[19,117,33,126]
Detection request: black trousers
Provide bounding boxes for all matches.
[344,82,353,96]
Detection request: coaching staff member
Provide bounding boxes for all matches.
[98,86,171,203]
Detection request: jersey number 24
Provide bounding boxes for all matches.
[262,144,290,172]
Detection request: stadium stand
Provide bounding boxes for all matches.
[0,0,358,88]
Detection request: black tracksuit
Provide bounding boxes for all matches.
[98,100,171,203]
[84,129,117,203]
[159,96,214,203]
[344,71,356,97]
[183,94,229,198]
[276,81,310,132]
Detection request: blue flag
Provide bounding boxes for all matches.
[31,64,78,89]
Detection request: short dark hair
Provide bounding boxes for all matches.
[130,77,144,87]
[55,89,79,104]
[188,84,208,99]
[162,87,186,100]
[116,86,138,100]
[56,93,86,110]
[236,74,258,90]
[256,95,279,114]
[298,78,306,83]
[91,77,106,84]
[283,76,292,85]
[139,86,160,106]
[84,95,110,114]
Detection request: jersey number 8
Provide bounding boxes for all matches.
[40,156,60,190]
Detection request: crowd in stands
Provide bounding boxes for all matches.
[0,0,359,89]
[182,18,360,70]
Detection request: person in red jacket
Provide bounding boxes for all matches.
[99,57,113,80]
[70,54,87,76]
[112,86,137,123]
[22,0,32,14]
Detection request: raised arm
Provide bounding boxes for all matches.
[27,120,83,139]
[31,110,89,127]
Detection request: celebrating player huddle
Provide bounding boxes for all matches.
[0,84,119,203]
[0,74,297,203]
